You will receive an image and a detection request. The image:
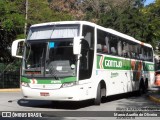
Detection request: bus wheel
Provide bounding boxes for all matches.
[144,80,148,93]
[94,83,101,105]
[138,86,143,96]
[137,80,144,96]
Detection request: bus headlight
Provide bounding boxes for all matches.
[61,81,78,88]
[21,82,30,87]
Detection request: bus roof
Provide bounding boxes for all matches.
[30,21,152,48]
[31,21,93,27]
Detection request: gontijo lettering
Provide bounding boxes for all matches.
[105,60,122,68]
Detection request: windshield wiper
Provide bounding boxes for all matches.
[48,65,59,80]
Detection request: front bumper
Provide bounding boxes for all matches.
[21,84,92,101]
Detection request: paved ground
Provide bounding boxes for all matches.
[0,88,160,120]
[148,86,160,104]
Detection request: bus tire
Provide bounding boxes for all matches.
[94,83,101,105]
[138,87,143,96]
[144,80,148,93]
[137,80,145,96]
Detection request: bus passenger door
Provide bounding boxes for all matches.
[130,59,143,91]
[121,42,132,92]
[130,44,143,91]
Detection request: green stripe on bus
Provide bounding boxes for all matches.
[97,55,131,70]
[21,77,30,83]
[97,55,154,71]
[143,63,154,71]
[21,77,76,84]
[97,55,101,69]
[61,77,76,84]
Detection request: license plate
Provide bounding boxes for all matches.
[40,92,50,96]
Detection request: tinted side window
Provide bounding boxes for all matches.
[139,46,153,62]
[79,25,95,80]
[148,48,153,62]
[82,25,94,49]
[109,35,118,55]
[129,42,139,59]
[97,29,110,54]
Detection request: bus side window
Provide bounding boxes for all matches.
[82,25,94,49]
[84,32,91,47]
[129,43,138,59]
[117,41,122,56]
[97,44,102,52]
[122,42,129,57]
[105,36,110,54]
[137,45,141,59]
[143,47,147,61]
[97,29,109,54]
[130,45,134,58]
[148,48,153,62]
[111,47,116,54]
[139,47,144,60]
[97,44,108,54]
[102,45,108,53]
[109,35,118,55]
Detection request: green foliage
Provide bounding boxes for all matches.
[0,0,25,32]
[27,0,73,25]
[141,0,160,49]
[98,1,146,40]
[0,60,21,72]
[82,0,159,48]
[0,63,6,73]
[0,0,25,64]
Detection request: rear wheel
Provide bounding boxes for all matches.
[94,83,101,105]
[144,80,148,93]
[137,86,143,96]
[137,80,145,96]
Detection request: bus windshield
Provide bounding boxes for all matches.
[23,24,80,78]
[23,40,77,78]
[27,24,79,40]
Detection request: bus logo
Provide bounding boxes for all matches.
[105,60,122,68]
[98,56,123,69]
[148,65,154,71]
[30,79,37,84]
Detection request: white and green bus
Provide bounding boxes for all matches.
[12,21,155,105]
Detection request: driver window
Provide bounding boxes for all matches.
[79,25,94,80]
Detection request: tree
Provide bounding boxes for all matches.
[81,0,130,23]
[49,0,83,20]
[0,0,25,63]
[98,0,146,37]
[141,0,160,48]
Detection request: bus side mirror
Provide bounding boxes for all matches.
[11,39,25,58]
[73,37,83,55]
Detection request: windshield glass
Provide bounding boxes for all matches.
[46,41,76,78]
[23,24,79,78]
[24,42,47,77]
[23,40,77,78]
[27,24,79,40]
